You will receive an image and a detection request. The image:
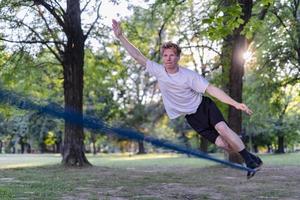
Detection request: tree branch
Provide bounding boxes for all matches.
[81,0,93,13]
[181,45,221,56]
[0,37,62,64]
[1,17,63,63]
[248,3,270,43]
[0,37,60,45]
[35,5,65,56]
[52,0,66,16]
[84,1,102,41]
[33,0,65,29]
[271,10,294,40]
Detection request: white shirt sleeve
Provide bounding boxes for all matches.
[145,60,164,77]
[190,73,209,94]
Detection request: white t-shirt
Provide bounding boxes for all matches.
[145,60,209,119]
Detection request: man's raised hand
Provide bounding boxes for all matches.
[112,19,122,38]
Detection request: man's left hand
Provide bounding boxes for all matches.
[235,103,253,115]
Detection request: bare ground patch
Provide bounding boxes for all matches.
[61,165,300,200]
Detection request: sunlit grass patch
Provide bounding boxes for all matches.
[0,154,61,169]
[88,153,218,168]
[0,152,299,169]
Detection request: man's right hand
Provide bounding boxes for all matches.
[112,19,122,38]
[111,19,147,66]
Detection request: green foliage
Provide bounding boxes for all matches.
[202,3,244,40]
[44,131,56,146]
[84,48,124,122]
[262,0,274,4]
[202,1,274,40]
[243,68,300,151]
[242,18,264,39]
[0,47,64,152]
[1,49,63,101]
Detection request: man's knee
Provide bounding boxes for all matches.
[215,121,228,134]
[215,136,229,150]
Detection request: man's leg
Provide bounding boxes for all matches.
[215,135,263,166]
[214,121,260,168]
[215,135,234,152]
[214,121,245,151]
[185,96,262,176]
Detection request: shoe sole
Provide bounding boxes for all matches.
[247,164,262,180]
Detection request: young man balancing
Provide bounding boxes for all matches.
[112,19,262,178]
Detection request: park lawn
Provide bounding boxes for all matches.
[0,152,299,199]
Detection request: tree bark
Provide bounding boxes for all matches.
[61,0,91,166]
[91,133,97,155]
[228,35,246,133]
[200,137,208,153]
[277,135,285,153]
[137,141,146,154]
[55,132,62,153]
[0,140,2,153]
[225,0,253,163]
[39,141,46,153]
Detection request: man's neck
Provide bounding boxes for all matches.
[165,65,179,74]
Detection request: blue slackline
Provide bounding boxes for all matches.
[0,87,254,173]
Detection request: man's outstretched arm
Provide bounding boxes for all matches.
[112,19,147,66]
[205,84,253,115]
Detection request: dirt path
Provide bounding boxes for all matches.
[63,165,300,200]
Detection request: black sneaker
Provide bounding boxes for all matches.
[250,154,263,167]
[246,161,262,179]
[255,155,263,167]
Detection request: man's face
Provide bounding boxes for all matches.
[162,48,180,71]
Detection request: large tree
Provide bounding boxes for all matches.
[0,0,104,166]
[202,0,271,162]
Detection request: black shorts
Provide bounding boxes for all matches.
[185,97,226,143]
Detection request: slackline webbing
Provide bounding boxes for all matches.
[0,87,254,172]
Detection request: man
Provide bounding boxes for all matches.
[112,19,262,178]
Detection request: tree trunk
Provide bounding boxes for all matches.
[200,137,208,153]
[91,133,97,155]
[137,141,146,154]
[180,132,190,148]
[19,136,25,154]
[277,135,285,153]
[228,34,247,164]
[274,104,289,154]
[26,144,31,153]
[20,143,25,154]
[225,0,253,164]
[56,131,62,153]
[92,141,96,155]
[0,140,2,153]
[55,142,61,153]
[39,142,46,153]
[61,0,91,166]
[228,34,248,133]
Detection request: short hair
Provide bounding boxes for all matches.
[160,42,181,56]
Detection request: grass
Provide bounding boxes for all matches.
[0,152,299,199]
[0,154,61,169]
[258,152,300,166]
[0,153,217,170]
[1,152,299,169]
